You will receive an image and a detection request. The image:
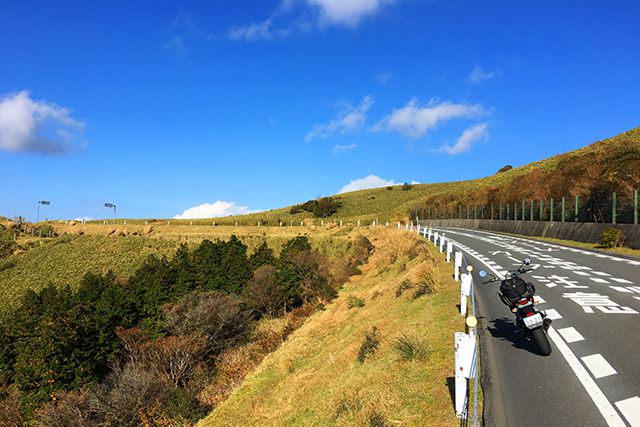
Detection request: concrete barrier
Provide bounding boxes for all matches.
[419,219,640,249]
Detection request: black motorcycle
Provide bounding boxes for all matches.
[479,258,553,356]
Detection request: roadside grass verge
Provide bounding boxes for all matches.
[198,229,462,426]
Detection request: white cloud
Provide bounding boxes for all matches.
[173,201,260,219]
[467,66,502,84]
[305,0,396,26]
[376,71,393,84]
[0,91,85,154]
[227,0,398,43]
[338,174,396,194]
[439,123,489,155]
[373,98,487,139]
[162,35,188,56]
[331,143,358,154]
[306,96,374,141]
[228,19,291,42]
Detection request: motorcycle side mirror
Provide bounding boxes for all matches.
[479,270,488,278]
[523,257,531,265]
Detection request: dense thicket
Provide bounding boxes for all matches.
[0,235,345,424]
[289,197,342,217]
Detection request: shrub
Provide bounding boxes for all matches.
[395,280,412,297]
[386,186,393,191]
[598,228,625,248]
[0,387,23,427]
[497,164,513,173]
[351,235,374,267]
[369,412,388,427]
[401,182,412,191]
[35,390,94,427]
[357,327,379,363]
[347,295,365,309]
[243,265,287,316]
[411,260,439,298]
[289,197,342,218]
[89,362,168,426]
[162,292,252,356]
[0,258,16,272]
[393,333,429,361]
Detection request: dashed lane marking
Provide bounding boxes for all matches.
[545,309,563,320]
[590,277,610,284]
[614,396,640,427]
[557,327,585,343]
[611,278,633,284]
[547,328,626,426]
[581,354,618,379]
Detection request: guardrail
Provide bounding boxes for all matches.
[401,223,481,426]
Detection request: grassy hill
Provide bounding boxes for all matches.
[84,127,639,227]
[198,229,466,426]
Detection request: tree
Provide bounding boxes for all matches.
[243,265,287,316]
[162,292,252,356]
[249,241,276,270]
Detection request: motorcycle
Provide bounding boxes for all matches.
[479,258,553,356]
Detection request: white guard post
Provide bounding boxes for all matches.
[454,251,463,281]
[427,228,432,241]
[416,225,421,235]
[454,331,477,417]
[422,227,427,238]
[397,222,401,230]
[460,273,472,316]
[446,241,453,263]
[439,234,445,253]
[434,232,439,246]
[405,223,409,231]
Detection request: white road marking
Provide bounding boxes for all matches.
[615,396,640,427]
[429,230,631,427]
[590,277,610,284]
[592,271,611,276]
[547,328,626,426]
[557,327,585,343]
[581,354,618,379]
[534,295,546,304]
[544,308,563,320]
[611,278,633,284]
[574,271,591,276]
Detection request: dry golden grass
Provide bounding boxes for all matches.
[198,229,463,426]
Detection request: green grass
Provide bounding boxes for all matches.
[197,230,464,426]
[79,126,640,228]
[0,235,180,308]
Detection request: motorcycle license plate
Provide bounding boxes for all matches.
[523,313,543,329]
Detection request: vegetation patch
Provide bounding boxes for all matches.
[348,295,365,309]
[357,326,380,363]
[598,227,626,248]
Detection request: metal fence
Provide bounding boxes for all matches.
[413,190,639,225]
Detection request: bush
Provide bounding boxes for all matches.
[289,197,342,218]
[497,164,513,173]
[347,295,365,309]
[386,186,393,191]
[357,327,379,363]
[598,228,625,248]
[395,280,412,297]
[401,182,412,191]
[393,333,429,361]
[243,265,287,316]
[351,235,374,267]
[411,260,439,298]
[162,292,252,356]
[369,412,388,427]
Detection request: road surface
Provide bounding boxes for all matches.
[430,227,640,427]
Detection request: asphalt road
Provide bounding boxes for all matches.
[429,227,640,427]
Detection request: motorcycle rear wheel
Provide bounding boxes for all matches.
[531,328,552,356]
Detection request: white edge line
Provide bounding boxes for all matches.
[441,235,627,427]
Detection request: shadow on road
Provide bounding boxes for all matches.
[487,317,538,354]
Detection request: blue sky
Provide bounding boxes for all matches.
[1,0,639,221]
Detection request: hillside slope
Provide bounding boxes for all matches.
[107,127,638,226]
[198,229,464,426]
